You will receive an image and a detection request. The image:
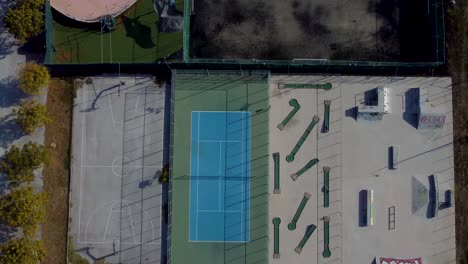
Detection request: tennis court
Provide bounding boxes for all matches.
[169,70,269,264]
[189,111,251,242]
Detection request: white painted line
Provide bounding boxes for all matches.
[103,204,114,241]
[188,112,193,240]
[219,141,222,211]
[196,112,200,240]
[134,95,140,115]
[246,112,251,241]
[108,95,116,128]
[78,91,86,243]
[82,165,160,168]
[187,239,249,243]
[199,140,241,143]
[158,94,164,240]
[84,200,118,242]
[198,210,241,213]
[241,112,244,241]
[193,111,248,113]
[126,203,137,244]
[78,241,160,245]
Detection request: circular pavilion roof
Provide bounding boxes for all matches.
[50,0,138,23]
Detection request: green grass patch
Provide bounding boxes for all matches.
[68,236,90,264]
[51,0,183,64]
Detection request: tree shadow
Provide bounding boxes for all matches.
[0,224,16,244]
[0,32,17,60]
[0,172,12,196]
[0,5,19,60]
[17,32,46,63]
[0,76,28,108]
[0,116,24,149]
[122,16,155,49]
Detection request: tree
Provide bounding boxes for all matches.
[3,0,45,44]
[13,100,51,134]
[0,142,48,183]
[18,62,50,95]
[0,187,47,238]
[0,238,45,264]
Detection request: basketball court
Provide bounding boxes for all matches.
[69,75,165,263]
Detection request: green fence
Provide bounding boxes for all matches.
[429,0,445,63]
[44,0,55,64]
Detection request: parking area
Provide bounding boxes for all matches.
[69,76,165,264]
[269,75,455,264]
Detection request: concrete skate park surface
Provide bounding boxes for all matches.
[269,75,455,264]
[69,76,165,264]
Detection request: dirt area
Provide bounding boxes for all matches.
[446,0,468,263]
[190,0,432,61]
[42,78,74,264]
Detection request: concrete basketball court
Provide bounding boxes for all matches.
[69,75,165,264]
[268,75,455,264]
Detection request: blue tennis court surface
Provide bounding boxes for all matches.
[189,111,251,242]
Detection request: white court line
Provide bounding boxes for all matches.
[192,111,248,113]
[241,112,244,241]
[246,112,251,241]
[82,165,160,168]
[187,239,248,243]
[199,140,241,143]
[126,203,138,244]
[188,113,193,240]
[219,141,222,211]
[108,95,116,128]
[157,95,164,241]
[78,241,160,245]
[84,200,117,242]
[103,204,114,241]
[134,95,140,115]
[78,92,87,242]
[198,210,241,213]
[196,112,200,240]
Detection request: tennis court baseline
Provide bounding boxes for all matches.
[189,111,251,242]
